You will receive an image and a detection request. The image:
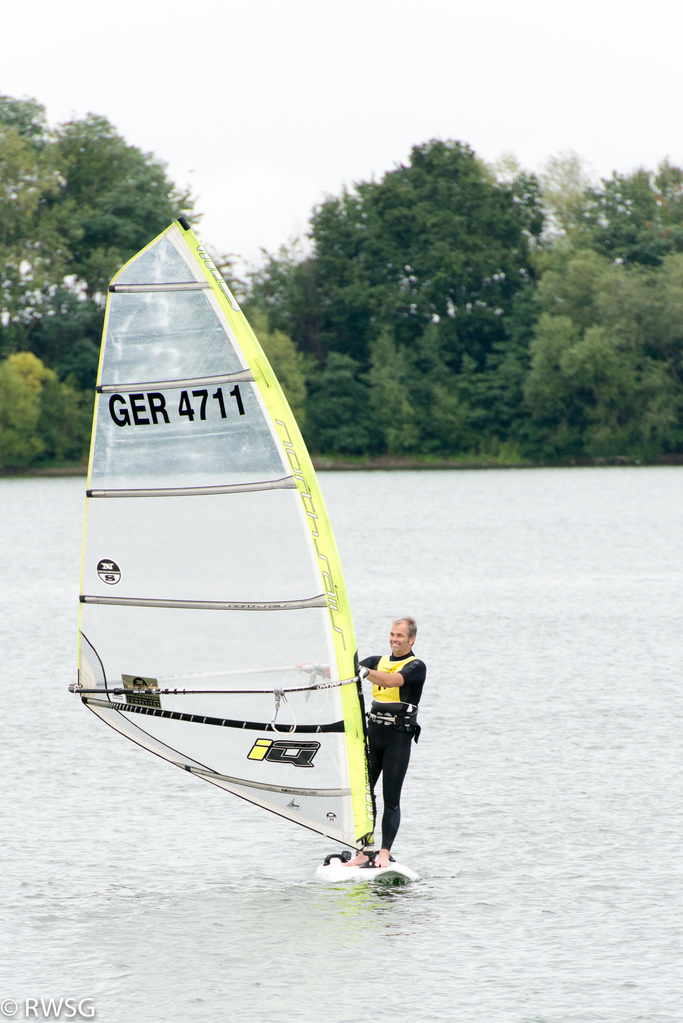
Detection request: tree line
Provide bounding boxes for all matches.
[2,92,683,467]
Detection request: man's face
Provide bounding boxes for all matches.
[389,621,414,657]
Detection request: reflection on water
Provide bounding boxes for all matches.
[1,469,683,1022]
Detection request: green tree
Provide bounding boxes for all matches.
[0,122,74,343]
[524,314,679,458]
[26,288,104,389]
[534,249,621,330]
[304,353,381,455]
[52,113,194,298]
[306,140,542,373]
[580,162,683,266]
[523,250,683,458]
[0,95,195,390]
[0,350,92,467]
[248,308,308,424]
[246,242,325,362]
[36,372,92,464]
[0,352,47,466]
[367,329,420,454]
[538,150,594,237]
[0,95,48,140]
[249,139,543,457]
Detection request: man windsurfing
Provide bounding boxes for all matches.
[347,616,426,868]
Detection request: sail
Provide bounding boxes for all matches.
[77,220,375,848]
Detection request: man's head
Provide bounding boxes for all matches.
[389,617,417,657]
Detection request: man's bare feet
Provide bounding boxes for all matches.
[345,851,370,866]
[375,848,392,868]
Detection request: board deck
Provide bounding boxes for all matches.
[315,857,419,883]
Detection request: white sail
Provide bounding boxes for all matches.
[77,221,374,848]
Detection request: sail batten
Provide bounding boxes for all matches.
[97,369,254,393]
[185,768,352,799]
[109,282,211,293]
[80,595,328,611]
[86,476,297,499]
[78,221,375,849]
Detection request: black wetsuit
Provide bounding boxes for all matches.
[360,653,426,852]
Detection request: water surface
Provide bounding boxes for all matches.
[1,468,682,1022]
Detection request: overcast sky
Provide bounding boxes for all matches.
[4,0,681,266]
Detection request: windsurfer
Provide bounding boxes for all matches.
[346,617,425,869]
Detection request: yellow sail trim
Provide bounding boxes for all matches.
[110,221,374,845]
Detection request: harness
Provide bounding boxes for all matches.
[368,701,421,743]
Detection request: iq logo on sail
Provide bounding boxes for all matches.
[247,738,320,768]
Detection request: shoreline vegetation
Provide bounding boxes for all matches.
[5,454,683,479]
[3,94,683,471]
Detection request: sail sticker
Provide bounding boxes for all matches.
[195,241,241,311]
[247,738,321,768]
[108,387,246,427]
[97,559,121,585]
[121,673,158,688]
[120,673,161,708]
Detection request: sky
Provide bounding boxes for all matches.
[3,0,682,267]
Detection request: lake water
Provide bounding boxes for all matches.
[1,467,682,1023]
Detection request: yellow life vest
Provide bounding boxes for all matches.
[372,653,417,703]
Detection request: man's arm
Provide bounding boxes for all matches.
[366,668,404,688]
[363,658,425,690]
[359,657,404,688]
